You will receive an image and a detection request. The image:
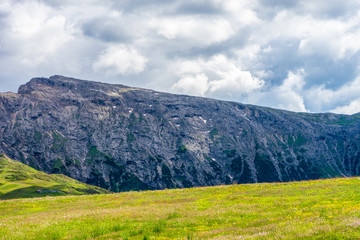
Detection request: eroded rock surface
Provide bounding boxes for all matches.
[1,75,359,191]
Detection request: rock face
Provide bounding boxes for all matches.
[0,75,360,191]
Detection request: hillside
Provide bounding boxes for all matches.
[0,75,360,191]
[0,153,109,199]
[1,177,360,239]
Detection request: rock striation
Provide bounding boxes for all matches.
[0,75,360,191]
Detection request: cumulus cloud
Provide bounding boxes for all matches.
[304,77,360,113]
[331,100,360,115]
[2,1,73,66]
[93,45,148,76]
[150,17,234,47]
[296,18,360,61]
[171,55,264,98]
[251,69,308,112]
[172,73,209,96]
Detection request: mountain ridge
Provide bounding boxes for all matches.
[1,75,360,191]
[19,75,360,115]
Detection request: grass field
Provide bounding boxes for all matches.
[1,176,360,239]
[0,154,109,200]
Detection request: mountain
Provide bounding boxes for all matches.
[0,153,109,199]
[0,75,359,192]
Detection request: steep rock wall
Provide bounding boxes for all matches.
[0,75,359,191]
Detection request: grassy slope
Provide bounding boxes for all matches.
[0,154,109,200]
[1,178,360,239]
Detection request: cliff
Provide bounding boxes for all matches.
[0,75,359,191]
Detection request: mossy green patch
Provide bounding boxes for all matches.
[86,146,113,164]
[53,158,65,172]
[51,131,67,151]
[177,145,187,154]
[33,131,42,142]
[88,145,101,158]
[203,153,213,162]
[294,134,308,147]
[52,131,67,143]
[223,149,236,158]
[126,133,136,143]
[209,128,219,140]
[333,115,360,125]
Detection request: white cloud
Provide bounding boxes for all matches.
[150,17,234,46]
[274,70,308,112]
[171,55,264,98]
[251,70,308,112]
[297,18,360,60]
[234,45,262,70]
[172,73,209,96]
[305,77,360,114]
[214,0,260,25]
[93,45,148,76]
[206,55,264,97]
[250,9,360,61]
[331,99,360,114]
[3,1,73,66]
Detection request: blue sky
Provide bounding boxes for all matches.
[1,0,360,114]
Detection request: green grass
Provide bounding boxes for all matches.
[1,176,360,239]
[0,154,109,200]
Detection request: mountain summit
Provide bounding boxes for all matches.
[0,75,359,191]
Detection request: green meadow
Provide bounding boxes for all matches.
[0,154,109,200]
[1,176,360,239]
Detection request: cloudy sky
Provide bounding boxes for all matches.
[1,0,360,114]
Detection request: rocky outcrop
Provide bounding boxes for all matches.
[0,75,360,191]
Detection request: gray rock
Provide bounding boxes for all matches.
[0,75,359,191]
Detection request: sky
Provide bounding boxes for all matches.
[1,0,360,114]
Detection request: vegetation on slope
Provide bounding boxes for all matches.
[1,177,360,239]
[0,153,109,200]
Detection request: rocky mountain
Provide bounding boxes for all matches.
[0,75,359,192]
